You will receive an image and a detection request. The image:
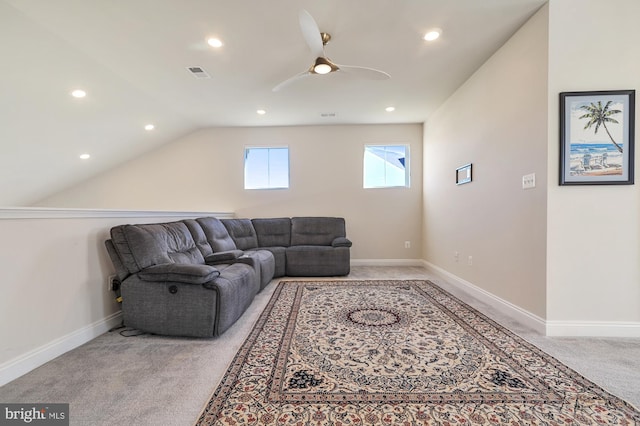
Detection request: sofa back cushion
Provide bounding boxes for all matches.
[222,219,259,250]
[194,217,237,252]
[252,218,291,247]
[110,221,204,275]
[290,217,346,246]
[182,219,213,257]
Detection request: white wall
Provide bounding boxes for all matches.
[37,124,424,260]
[0,209,231,385]
[424,0,640,336]
[546,0,640,330]
[423,6,549,319]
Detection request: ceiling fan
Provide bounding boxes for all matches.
[272,10,391,92]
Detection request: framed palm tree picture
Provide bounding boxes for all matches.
[560,90,635,185]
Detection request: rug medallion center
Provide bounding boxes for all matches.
[345,307,401,327]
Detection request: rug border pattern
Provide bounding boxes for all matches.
[196,279,640,425]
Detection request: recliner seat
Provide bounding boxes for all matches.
[105,221,259,337]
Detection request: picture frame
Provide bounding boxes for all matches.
[559,90,635,185]
[456,163,472,185]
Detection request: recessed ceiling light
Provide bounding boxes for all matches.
[144,124,155,131]
[385,106,395,112]
[207,38,223,48]
[256,109,266,115]
[71,89,87,98]
[79,153,90,160]
[423,29,442,41]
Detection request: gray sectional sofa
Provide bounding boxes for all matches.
[105,216,351,337]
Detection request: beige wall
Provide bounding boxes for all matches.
[37,124,424,260]
[546,0,640,324]
[423,6,549,318]
[0,210,230,384]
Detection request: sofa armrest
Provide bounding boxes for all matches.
[138,263,220,284]
[229,255,256,268]
[332,237,352,248]
[204,250,245,264]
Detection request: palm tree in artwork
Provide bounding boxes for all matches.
[578,100,623,153]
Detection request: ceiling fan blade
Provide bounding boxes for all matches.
[299,10,325,58]
[272,70,312,92]
[336,65,391,80]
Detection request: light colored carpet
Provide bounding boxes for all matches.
[0,267,638,425]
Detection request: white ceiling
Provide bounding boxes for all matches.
[1,0,546,206]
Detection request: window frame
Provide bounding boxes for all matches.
[363,144,410,189]
[243,146,290,190]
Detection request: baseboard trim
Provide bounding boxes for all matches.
[423,261,547,335]
[351,259,426,267]
[0,311,123,386]
[546,321,640,337]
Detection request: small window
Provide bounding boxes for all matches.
[363,145,409,188]
[244,147,289,189]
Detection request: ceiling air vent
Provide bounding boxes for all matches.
[320,113,336,118]
[187,66,211,79]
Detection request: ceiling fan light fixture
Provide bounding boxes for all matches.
[312,57,335,75]
[314,64,332,74]
[273,10,389,90]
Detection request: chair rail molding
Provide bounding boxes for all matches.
[0,207,235,220]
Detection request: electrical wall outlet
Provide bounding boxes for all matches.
[522,173,536,189]
[454,251,459,262]
[108,275,118,292]
[404,241,411,249]
[467,256,473,266]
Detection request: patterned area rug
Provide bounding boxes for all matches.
[196,280,639,425]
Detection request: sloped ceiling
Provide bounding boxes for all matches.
[0,0,546,206]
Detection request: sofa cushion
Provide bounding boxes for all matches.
[121,276,219,338]
[195,217,237,252]
[243,249,275,290]
[251,218,291,247]
[204,263,259,334]
[183,218,213,257]
[290,217,346,246]
[222,219,259,250]
[248,247,286,278]
[111,221,204,275]
[285,245,350,276]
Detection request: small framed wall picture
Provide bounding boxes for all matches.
[559,90,635,185]
[456,163,472,185]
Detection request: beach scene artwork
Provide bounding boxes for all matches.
[568,98,625,177]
